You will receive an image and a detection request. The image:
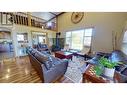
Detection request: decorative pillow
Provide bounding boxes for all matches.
[31,49,37,55]
[34,52,48,63]
[48,56,53,62]
[44,61,52,70]
[41,51,49,55]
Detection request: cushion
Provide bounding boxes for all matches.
[44,56,56,70]
[50,56,62,65]
[44,60,52,70]
[31,49,37,55]
[41,51,49,55]
[121,67,127,76]
[48,56,53,62]
[111,50,127,63]
[34,52,48,63]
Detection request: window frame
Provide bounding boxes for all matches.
[123,30,127,44]
[83,28,93,47]
[65,31,72,48]
[65,28,93,50]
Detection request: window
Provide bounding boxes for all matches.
[17,33,28,42]
[84,28,93,46]
[71,30,84,50]
[122,31,127,55]
[17,34,24,41]
[38,35,46,43]
[65,28,93,50]
[123,31,127,43]
[65,32,71,47]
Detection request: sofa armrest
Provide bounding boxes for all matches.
[43,60,68,83]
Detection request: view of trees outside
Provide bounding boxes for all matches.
[65,32,71,47]
[71,30,84,50]
[84,28,93,46]
[65,28,93,50]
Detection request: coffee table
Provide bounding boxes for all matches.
[83,64,121,83]
[55,51,73,59]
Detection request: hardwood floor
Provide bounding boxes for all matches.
[0,56,73,83]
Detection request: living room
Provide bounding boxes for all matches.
[0,12,127,83]
[1,0,127,95]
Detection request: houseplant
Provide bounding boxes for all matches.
[94,57,118,78]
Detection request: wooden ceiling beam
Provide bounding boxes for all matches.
[49,12,57,16]
[45,12,65,23]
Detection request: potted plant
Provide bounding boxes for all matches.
[94,57,118,78]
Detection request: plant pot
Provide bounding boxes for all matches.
[103,67,115,78]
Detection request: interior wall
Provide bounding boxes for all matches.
[57,12,127,53]
[11,24,56,57]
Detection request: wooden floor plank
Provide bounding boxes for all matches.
[0,56,73,83]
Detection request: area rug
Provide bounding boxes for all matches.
[64,57,87,83]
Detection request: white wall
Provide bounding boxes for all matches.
[11,25,56,57]
[58,12,127,53]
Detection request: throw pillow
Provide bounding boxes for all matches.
[34,52,48,63]
[44,61,52,70]
[31,49,37,55]
[48,56,53,62]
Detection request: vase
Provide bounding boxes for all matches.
[103,67,115,78]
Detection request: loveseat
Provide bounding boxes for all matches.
[27,48,68,83]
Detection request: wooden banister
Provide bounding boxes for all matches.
[0,12,57,31]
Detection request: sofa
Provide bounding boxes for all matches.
[27,48,68,83]
[86,50,127,82]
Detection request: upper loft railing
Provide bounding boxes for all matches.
[0,12,57,31]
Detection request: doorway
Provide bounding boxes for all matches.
[32,32,47,48]
[0,29,14,61]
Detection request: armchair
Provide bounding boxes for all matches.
[77,45,91,60]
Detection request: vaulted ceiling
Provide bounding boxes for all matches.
[31,12,63,22]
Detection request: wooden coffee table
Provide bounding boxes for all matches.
[55,51,73,59]
[83,64,121,83]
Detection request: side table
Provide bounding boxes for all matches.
[83,64,121,83]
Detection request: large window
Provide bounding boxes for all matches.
[65,28,93,50]
[122,31,127,55]
[65,32,71,47]
[84,28,93,46]
[71,30,84,50]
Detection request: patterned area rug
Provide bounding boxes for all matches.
[64,57,87,83]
